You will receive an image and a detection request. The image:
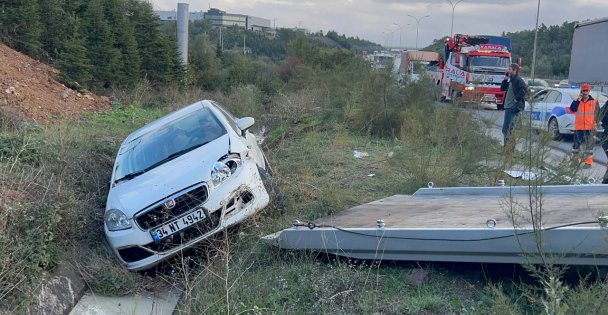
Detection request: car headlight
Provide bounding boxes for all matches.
[464,86,474,91]
[211,154,242,186]
[105,209,132,231]
[211,161,232,186]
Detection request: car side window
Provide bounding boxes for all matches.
[544,91,560,103]
[554,93,562,103]
[533,90,549,102]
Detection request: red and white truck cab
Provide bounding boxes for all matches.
[441,34,514,109]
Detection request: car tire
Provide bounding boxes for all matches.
[548,118,562,141]
[258,166,286,215]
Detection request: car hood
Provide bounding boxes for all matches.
[107,135,230,216]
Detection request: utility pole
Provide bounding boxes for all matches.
[219,27,223,51]
[243,34,246,54]
[446,0,464,37]
[407,14,430,50]
[531,0,541,81]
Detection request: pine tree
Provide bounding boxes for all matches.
[106,0,141,86]
[1,0,43,57]
[54,14,92,89]
[81,1,121,88]
[37,0,70,61]
[127,0,184,84]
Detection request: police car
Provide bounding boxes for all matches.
[524,88,608,140]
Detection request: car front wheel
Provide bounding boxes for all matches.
[548,118,562,141]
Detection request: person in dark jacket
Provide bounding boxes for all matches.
[500,63,527,150]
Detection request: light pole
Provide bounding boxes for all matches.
[407,14,430,50]
[531,0,541,81]
[384,28,396,49]
[392,23,410,49]
[382,31,390,49]
[446,0,463,37]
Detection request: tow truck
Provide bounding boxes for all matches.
[441,34,517,109]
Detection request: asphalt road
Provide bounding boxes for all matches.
[471,107,608,166]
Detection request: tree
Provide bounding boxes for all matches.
[1,0,43,57]
[287,36,320,64]
[106,0,141,86]
[37,0,70,61]
[128,0,184,84]
[189,34,222,89]
[54,14,92,89]
[81,1,122,88]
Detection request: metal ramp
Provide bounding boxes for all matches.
[263,185,608,265]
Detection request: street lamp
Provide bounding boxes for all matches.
[446,0,464,37]
[385,28,396,49]
[407,14,430,50]
[382,31,390,48]
[392,23,410,49]
[531,0,541,81]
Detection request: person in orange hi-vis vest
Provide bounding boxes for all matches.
[569,83,599,169]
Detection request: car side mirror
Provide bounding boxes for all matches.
[236,117,255,137]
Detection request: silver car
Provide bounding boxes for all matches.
[105,100,276,271]
[524,88,608,140]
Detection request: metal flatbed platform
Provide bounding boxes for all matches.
[263,185,608,265]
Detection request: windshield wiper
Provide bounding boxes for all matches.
[114,141,212,184]
[114,170,146,184]
[143,141,211,173]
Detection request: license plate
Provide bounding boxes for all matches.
[150,209,206,241]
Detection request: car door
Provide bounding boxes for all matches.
[527,89,549,129]
[543,90,563,129]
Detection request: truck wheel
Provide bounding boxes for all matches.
[258,166,286,215]
[548,118,562,141]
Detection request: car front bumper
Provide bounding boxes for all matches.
[105,159,270,271]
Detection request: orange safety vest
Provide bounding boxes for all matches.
[574,98,598,130]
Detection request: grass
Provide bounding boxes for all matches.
[3,77,608,314]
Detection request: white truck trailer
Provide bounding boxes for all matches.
[569,17,608,92]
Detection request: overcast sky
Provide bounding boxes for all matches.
[148,0,608,48]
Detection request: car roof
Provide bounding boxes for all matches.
[123,100,213,144]
[536,87,579,94]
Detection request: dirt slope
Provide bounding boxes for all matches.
[0,44,110,123]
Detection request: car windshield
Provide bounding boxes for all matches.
[526,79,549,87]
[469,56,510,69]
[566,90,608,105]
[113,106,227,182]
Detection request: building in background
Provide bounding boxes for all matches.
[155,10,205,21]
[155,7,272,34]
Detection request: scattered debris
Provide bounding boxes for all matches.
[353,150,369,159]
[387,151,394,158]
[367,173,375,177]
[504,170,537,180]
[255,126,267,144]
